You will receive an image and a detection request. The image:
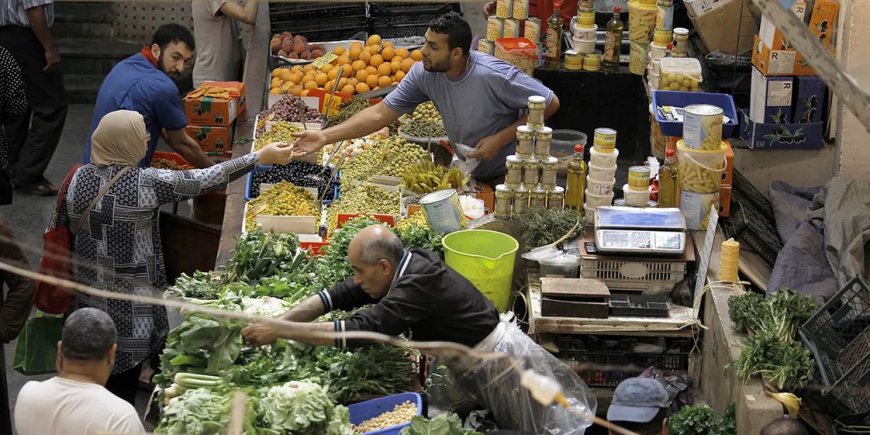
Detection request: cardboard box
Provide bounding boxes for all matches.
[186,124,234,155]
[793,75,825,123]
[722,140,734,186]
[200,81,247,117]
[808,0,839,49]
[750,67,793,123]
[739,109,824,149]
[185,94,240,127]
[759,3,808,50]
[687,0,758,55]
[751,35,818,76]
[719,184,731,217]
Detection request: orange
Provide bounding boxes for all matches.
[359,51,372,65]
[370,54,384,67]
[367,34,382,46]
[355,82,370,94]
[383,41,395,49]
[395,70,405,81]
[338,54,351,65]
[349,47,362,60]
[377,63,392,76]
[301,89,310,96]
[378,75,392,87]
[341,67,353,78]
[381,47,395,61]
[303,64,315,73]
[270,78,282,88]
[410,50,423,61]
[271,69,281,78]
[367,45,381,55]
[355,69,369,82]
[290,73,304,84]
[350,41,364,51]
[270,86,282,95]
[320,63,333,73]
[333,46,346,56]
[327,68,339,81]
[366,66,378,75]
[365,74,379,89]
[338,77,349,88]
[348,78,359,87]
[279,68,292,81]
[281,82,294,92]
[401,58,415,72]
[390,60,401,73]
[290,85,304,96]
[351,60,366,72]
[314,73,328,86]
[395,48,409,58]
[325,79,336,91]
[302,74,315,85]
[291,65,303,73]
[341,84,355,95]
[304,80,318,90]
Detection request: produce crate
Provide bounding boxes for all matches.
[558,348,690,388]
[368,3,461,39]
[580,256,688,294]
[244,165,339,203]
[269,2,367,42]
[348,392,423,435]
[151,151,193,170]
[269,2,364,21]
[336,213,397,228]
[800,276,870,418]
[651,90,739,137]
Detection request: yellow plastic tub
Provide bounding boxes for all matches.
[442,230,518,311]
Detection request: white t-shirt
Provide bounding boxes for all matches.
[14,377,145,435]
[192,0,243,87]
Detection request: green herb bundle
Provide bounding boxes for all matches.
[515,208,583,248]
[669,403,735,435]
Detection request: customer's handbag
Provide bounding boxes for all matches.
[12,312,64,375]
[34,166,129,314]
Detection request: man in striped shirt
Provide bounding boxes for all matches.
[242,224,499,349]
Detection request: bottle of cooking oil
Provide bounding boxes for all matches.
[602,6,623,72]
[657,148,678,208]
[544,0,564,69]
[565,144,586,209]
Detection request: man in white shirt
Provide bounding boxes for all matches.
[191,0,259,87]
[14,308,145,435]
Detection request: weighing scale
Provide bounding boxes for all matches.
[593,206,687,255]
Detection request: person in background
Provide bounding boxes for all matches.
[192,0,260,87]
[0,216,36,434]
[82,23,214,169]
[760,417,811,435]
[0,0,68,196]
[607,377,670,435]
[290,12,559,187]
[0,45,29,204]
[14,308,145,435]
[61,110,294,405]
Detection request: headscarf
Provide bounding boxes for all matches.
[90,110,149,166]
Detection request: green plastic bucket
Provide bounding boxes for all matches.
[442,229,519,312]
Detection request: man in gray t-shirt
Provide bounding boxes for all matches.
[290,12,559,184]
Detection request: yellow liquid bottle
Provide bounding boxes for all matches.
[602,6,624,72]
[658,148,678,208]
[544,1,564,69]
[565,144,586,209]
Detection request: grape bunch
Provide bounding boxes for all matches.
[259,95,323,124]
[251,161,338,201]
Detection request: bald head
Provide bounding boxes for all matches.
[349,225,405,266]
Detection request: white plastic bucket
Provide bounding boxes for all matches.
[572,37,596,54]
[587,176,615,195]
[588,162,617,182]
[585,189,614,207]
[623,184,651,207]
[420,189,463,234]
[677,140,726,194]
[584,203,597,222]
[572,23,597,40]
[590,146,619,167]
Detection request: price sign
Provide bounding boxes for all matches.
[312,53,338,70]
[323,93,342,117]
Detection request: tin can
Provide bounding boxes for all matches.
[534,126,553,160]
[628,165,651,189]
[593,127,617,151]
[505,155,524,189]
[486,16,505,42]
[524,17,541,44]
[530,184,548,209]
[583,52,601,71]
[504,18,521,38]
[527,95,546,128]
[540,156,558,188]
[547,186,565,209]
[513,0,530,20]
[516,125,534,158]
[513,186,529,214]
[578,0,594,9]
[495,184,512,219]
[523,158,540,186]
[577,10,595,26]
[478,38,495,55]
[420,189,464,234]
[496,0,513,19]
[680,190,720,230]
[653,28,674,45]
[564,50,583,70]
[683,104,724,151]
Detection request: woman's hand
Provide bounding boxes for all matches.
[255,142,295,165]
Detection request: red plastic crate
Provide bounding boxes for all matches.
[151,151,194,169]
[336,213,396,228]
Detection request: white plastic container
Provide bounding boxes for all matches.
[659,57,703,91]
[572,37,596,54]
[588,162,617,182]
[589,146,619,167]
[649,42,669,61]
[584,203,597,222]
[587,176,615,195]
[648,68,660,88]
[571,23,597,40]
[623,183,651,207]
[585,189,614,207]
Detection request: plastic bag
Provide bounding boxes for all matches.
[446,314,597,434]
[13,313,63,375]
[452,143,481,175]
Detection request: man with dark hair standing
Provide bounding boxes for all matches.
[607,377,670,435]
[82,23,214,168]
[0,0,68,196]
[14,308,145,435]
[291,12,559,187]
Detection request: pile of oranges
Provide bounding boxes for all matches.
[270,34,424,97]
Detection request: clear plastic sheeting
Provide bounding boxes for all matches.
[445,314,597,434]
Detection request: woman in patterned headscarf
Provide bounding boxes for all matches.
[50,110,295,405]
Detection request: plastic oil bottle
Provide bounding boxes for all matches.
[565,144,586,210]
[657,148,678,208]
[602,6,624,72]
[544,0,564,69]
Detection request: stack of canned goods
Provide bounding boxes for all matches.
[494,95,566,219]
[584,127,619,221]
[480,0,533,56]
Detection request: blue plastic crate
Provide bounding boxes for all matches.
[347,392,422,435]
[244,167,340,202]
[652,90,739,138]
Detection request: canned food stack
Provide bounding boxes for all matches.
[627,0,656,75]
[624,166,652,207]
[584,128,618,221]
[494,96,565,219]
[482,0,533,57]
[571,10,596,55]
[677,104,725,230]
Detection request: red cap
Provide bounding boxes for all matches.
[614,6,621,13]
[575,144,584,153]
[666,148,675,157]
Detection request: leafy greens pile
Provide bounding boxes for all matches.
[669,403,735,435]
[515,208,583,248]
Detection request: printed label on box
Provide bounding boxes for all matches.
[767,80,793,107]
[768,50,796,75]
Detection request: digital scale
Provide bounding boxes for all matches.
[593,206,687,255]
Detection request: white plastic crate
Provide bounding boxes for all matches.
[580,255,688,294]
